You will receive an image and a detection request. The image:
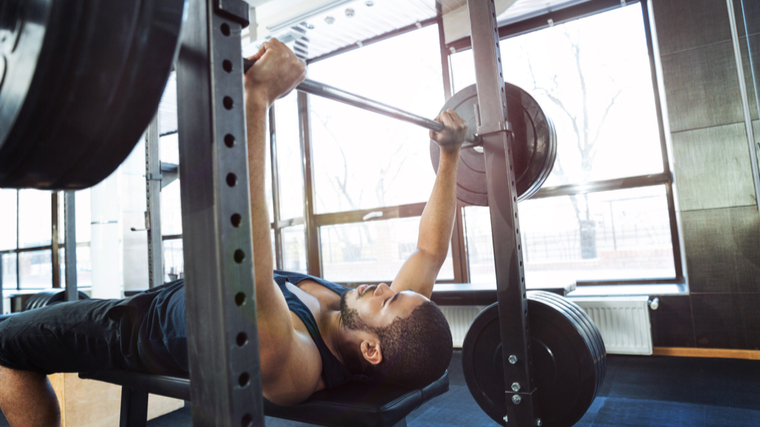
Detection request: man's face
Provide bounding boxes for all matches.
[340,283,427,331]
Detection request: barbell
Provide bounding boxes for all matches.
[244,58,557,204]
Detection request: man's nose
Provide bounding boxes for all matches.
[374,283,392,297]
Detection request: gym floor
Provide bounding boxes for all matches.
[1,351,758,426]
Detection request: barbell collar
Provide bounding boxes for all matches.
[477,120,512,136]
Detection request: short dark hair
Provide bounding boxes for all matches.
[366,300,453,389]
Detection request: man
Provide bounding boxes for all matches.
[0,39,466,426]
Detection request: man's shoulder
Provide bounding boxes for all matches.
[261,327,323,405]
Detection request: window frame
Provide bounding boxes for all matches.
[269,0,683,288]
[448,0,683,286]
[1,191,91,294]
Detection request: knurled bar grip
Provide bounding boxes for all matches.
[243,58,480,146]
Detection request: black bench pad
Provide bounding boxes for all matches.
[0,313,14,323]
[80,370,448,427]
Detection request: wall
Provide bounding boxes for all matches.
[649,0,760,350]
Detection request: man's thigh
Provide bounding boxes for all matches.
[0,299,129,374]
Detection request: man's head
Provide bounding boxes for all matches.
[340,284,453,389]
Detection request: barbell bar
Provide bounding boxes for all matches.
[243,58,481,147]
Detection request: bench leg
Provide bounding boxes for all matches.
[120,386,149,427]
[391,419,408,427]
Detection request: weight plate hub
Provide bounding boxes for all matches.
[430,83,557,206]
[0,0,186,189]
[462,292,600,427]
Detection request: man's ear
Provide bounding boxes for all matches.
[360,338,383,365]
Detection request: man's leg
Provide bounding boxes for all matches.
[0,365,61,427]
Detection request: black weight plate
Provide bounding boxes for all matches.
[21,293,40,311]
[46,289,90,305]
[0,0,185,189]
[23,290,90,311]
[530,292,604,395]
[430,83,557,206]
[538,293,607,392]
[463,297,597,427]
[23,291,53,311]
[543,295,607,392]
[530,292,602,398]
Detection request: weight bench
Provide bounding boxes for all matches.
[79,369,448,427]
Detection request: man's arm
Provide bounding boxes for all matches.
[244,40,318,404]
[391,110,467,298]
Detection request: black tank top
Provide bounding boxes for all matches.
[273,270,365,389]
[137,271,363,389]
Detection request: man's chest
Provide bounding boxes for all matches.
[285,280,341,322]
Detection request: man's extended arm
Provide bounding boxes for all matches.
[244,40,316,404]
[391,110,467,298]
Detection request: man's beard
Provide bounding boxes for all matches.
[340,289,372,331]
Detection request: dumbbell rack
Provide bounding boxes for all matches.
[467,1,538,426]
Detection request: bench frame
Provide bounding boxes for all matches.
[79,370,448,427]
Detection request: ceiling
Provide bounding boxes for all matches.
[242,0,591,61]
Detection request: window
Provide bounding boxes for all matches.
[320,217,454,282]
[308,24,444,214]
[304,23,457,283]
[1,189,91,292]
[157,72,283,280]
[158,72,184,282]
[270,92,308,273]
[450,2,679,286]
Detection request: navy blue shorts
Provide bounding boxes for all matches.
[0,283,183,375]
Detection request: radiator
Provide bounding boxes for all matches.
[440,306,487,348]
[440,297,653,355]
[572,296,653,355]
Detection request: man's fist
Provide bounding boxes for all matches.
[244,38,306,109]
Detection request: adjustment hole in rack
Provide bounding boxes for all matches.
[241,414,253,427]
[223,96,234,110]
[225,134,236,147]
[226,173,237,187]
[235,292,246,306]
[236,332,248,347]
[221,23,231,36]
[231,213,242,227]
[223,60,233,73]
[516,228,519,234]
[238,372,250,387]
[234,249,246,263]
